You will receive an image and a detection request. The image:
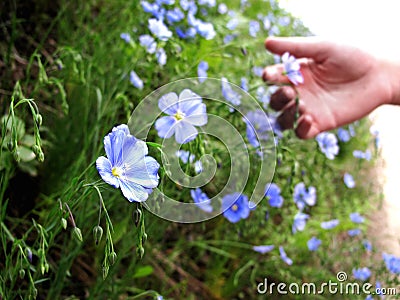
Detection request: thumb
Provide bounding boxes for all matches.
[265,37,330,62]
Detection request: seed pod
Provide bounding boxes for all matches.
[72,227,83,243]
[109,251,117,265]
[93,225,103,245]
[61,217,67,230]
[35,114,43,126]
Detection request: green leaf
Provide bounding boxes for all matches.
[146,142,162,149]
[132,265,153,278]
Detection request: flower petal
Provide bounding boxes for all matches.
[119,180,149,202]
[155,116,177,138]
[104,125,127,166]
[124,156,160,188]
[178,89,202,113]
[122,136,147,168]
[175,121,198,144]
[184,102,208,126]
[96,156,119,188]
[158,92,179,115]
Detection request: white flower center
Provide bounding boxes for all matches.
[112,166,123,178]
[231,204,239,211]
[174,110,185,121]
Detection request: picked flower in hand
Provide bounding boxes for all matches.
[281,52,304,85]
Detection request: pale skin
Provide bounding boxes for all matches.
[262,36,400,139]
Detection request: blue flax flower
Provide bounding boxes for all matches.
[190,188,213,212]
[166,7,184,23]
[363,240,372,252]
[265,183,284,208]
[141,1,160,15]
[156,48,167,66]
[292,212,309,233]
[279,246,293,265]
[321,219,339,229]
[352,267,371,281]
[96,125,160,202]
[253,245,274,254]
[281,52,303,85]
[344,173,356,188]
[353,149,372,161]
[240,77,248,92]
[316,132,339,159]
[194,160,203,173]
[221,193,250,223]
[176,150,194,163]
[197,61,209,83]
[221,77,241,110]
[243,110,271,148]
[139,34,157,54]
[348,229,361,236]
[120,33,131,43]
[350,212,364,224]
[218,3,228,14]
[148,18,173,41]
[226,18,238,30]
[155,89,207,144]
[337,127,350,142]
[130,70,144,89]
[383,253,400,274]
[293,182,316,210]
[249,20,260,37]
[307,237,321,251]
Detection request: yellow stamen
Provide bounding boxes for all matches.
[112,167,122,178]
[174,110,185,121]
[231,204,238,211]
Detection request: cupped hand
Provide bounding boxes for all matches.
[263,37,392,139]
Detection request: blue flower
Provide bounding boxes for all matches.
[383,253,400,274]
[370,125,381,148]
[253,245,274,254]
[223,34,236,44]
[156,48,167,66]
[141,1,160,15]
[190,188,213,213]
[337,128,350,142]
[249,20,260,37]
[348,229,361,236]
[252,66,264,77]
[218,3,228,14]
[265,183,284,208]
[159,0,175,5]
[176,150,194,163]
[226,18,238,30]
[363,240,372,252]
[281,52,303,85]
[321,219,339,229]
[198,0,215,7]
[352,267,371,281]
[350,212,364,224]
[139,35,157,54]
[96,125,160,202]
[155,89,207,144]
[279,246,293,265]
[194,20,216,40]
[316,132,339,159]
[194,160,203,173]
[293,182,316,210]
[176,27,197,39]
[240,77,248,92]
[344,173,355,188]
[243,110,271,148]
[148,18,173,41]
[166,7,184,23]
[307,237,321,251]
[130,70,144,89]
[353,150,372,161]
[221,77,241,109]
[221,193,250,223]
[292,212,309,233]
[197,61,208,83]
[120,33,131,43]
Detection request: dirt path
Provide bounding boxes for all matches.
[369,106,400,256]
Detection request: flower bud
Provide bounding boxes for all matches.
[142,232,148,245]
[61,217,67,230]
[7,140,14,152]
[109,251,117,265]
[93,225,103,245]
[13,150,20,162]
[25,247,33,263]
[136,246,145,259]
[102,266,109,279]
[19,268,25,278]
[35,114,43,126]
[37,150,44,162]
[133,209,142,227]
[32,145,41,156]
[72,227,83,243]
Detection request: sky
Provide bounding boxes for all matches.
[279,0,400,59]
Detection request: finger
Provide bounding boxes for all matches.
[277,100,306,130]
[295,114,320,139]
[265,36,330,63]
[262,64,290,85]
[269,86,296,111]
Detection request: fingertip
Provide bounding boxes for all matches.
[295,114,319,139]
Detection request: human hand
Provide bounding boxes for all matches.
[263,37,394,139]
